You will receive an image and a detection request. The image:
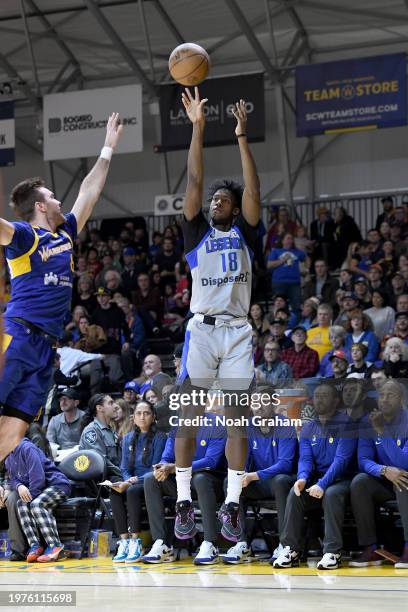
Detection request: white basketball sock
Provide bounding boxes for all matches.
[176,466,192,502]
[224,468,245,505]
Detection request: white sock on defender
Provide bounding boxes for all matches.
[224,469,245,505]
[176,466,192,502]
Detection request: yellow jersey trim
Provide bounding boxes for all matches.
[59,229,74,248]
[7,228,39,279]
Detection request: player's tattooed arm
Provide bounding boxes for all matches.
[71,112,123,233]
[232,100,260,227]
[181,87,208,221]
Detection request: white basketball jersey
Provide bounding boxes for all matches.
[183,212,255,318]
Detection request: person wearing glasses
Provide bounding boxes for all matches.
[255,341,293,386]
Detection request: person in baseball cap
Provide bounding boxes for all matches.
[57,387,80,400]
[328,350,349,380]
[95,286,112,297]
[123,381,140,410]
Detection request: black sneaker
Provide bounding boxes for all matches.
[9,551,26,562]
[218,502,242,542]
[174,500,197,540]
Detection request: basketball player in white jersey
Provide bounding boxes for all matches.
[173,87,260,557]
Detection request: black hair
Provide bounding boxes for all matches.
[80,393,109,432]
[208,179,244,210]
[128,400,157,470]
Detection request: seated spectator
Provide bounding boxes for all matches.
[267,316,293,350]
[256,341,293,386]
[347,343,374,379]
[370,366,389,392]
[364,290,395,341]
[298,299,318,331]
[121,246,147,295]
[303,260,339,307]
[333,291,359,327]
[383,311,408,346]
[148,231,163,260]
[378,240,397,279]
[79,394,122,481]
[92,287,133,382]
[271,295,297,328]
[123,381,140,412]
[367,264,389,294]
[223,395,297,564]
[142,413,226,565]
[111,399,133,439]
[46,388,85,450]
[143,387,161,406]
[251,329,264,367]
[152,237,178,289]
[281,326,320,379]
[111,239,124,271]
[110,400,167,564]
[73,274,97,313]
[353,276,372,309]
[306,304,333,360]
[339,269,354,292]
[327,350,349,389]
[367,228,384,264]
[87,247,103,277]
[115,296,145,355]
[273,383,356,571]
[350,380,408,569]
[139,354,172,395]
[249,303,269,337]
[74,315,106,353]
[5,438,71,563]
[132,272,163,329]
[103,269,127,298]
[344,309,379,362]
[390,272,407,308]
[382,337,408,378]
[319,326,347,378]
[65,305,89,342]
[342,379,372,423]
[267,233,306,318]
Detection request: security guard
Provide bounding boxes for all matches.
[79,393,121,481]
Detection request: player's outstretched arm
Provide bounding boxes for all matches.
[181,87,208,221]
[0,218,15,246]
[232,100,260,227]
[71,112,123,233]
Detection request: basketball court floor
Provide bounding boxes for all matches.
[0,558,406,611]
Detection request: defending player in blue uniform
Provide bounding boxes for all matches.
[0,113,123,461]
[174,87,261,543]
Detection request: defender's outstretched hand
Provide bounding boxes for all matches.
[104,112,124,149]
[181,87,208,125]
[232,99,248,136]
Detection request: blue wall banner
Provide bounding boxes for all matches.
[0,101,15,166]
[158,72,265,151]
[296,53,407,137]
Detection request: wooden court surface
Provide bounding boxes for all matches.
[0,558,407,611]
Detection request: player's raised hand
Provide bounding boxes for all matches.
[104,112,124,149]
[181,87,208,125]
[232,99,247,136]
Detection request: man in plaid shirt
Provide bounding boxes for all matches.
[281,326,320,379]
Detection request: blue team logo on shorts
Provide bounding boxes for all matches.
[84,430,97,444]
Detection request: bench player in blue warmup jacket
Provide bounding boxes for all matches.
[0,113,123,461]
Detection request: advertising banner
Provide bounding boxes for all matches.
[296,53,407,137]
[159,72,265,151]
[154,193,184,216]
[43,84,143,160]
[0,101,15,167]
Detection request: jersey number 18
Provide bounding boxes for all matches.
[221,252,238,272]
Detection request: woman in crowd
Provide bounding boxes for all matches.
[319,325,347,378]
[378,240,397,278]
[65,305,89,342]
[382,336,408,378]
[73,274,97,313]
[364,290,395,341]
[143,387,161,406]
[347,343,374,379]
[111,400,167,563]
[251,329,264,367]
[111,399,134,439]
[344,309,379,363]
[298,299,318,331]
[249,303,270,337]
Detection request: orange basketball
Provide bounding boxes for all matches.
[168,43,210,86]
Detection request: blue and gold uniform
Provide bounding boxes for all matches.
[0,213,77,423]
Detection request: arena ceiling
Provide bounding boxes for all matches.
[1,0,408,113]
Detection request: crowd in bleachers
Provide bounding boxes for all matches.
[1,195,408,568]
